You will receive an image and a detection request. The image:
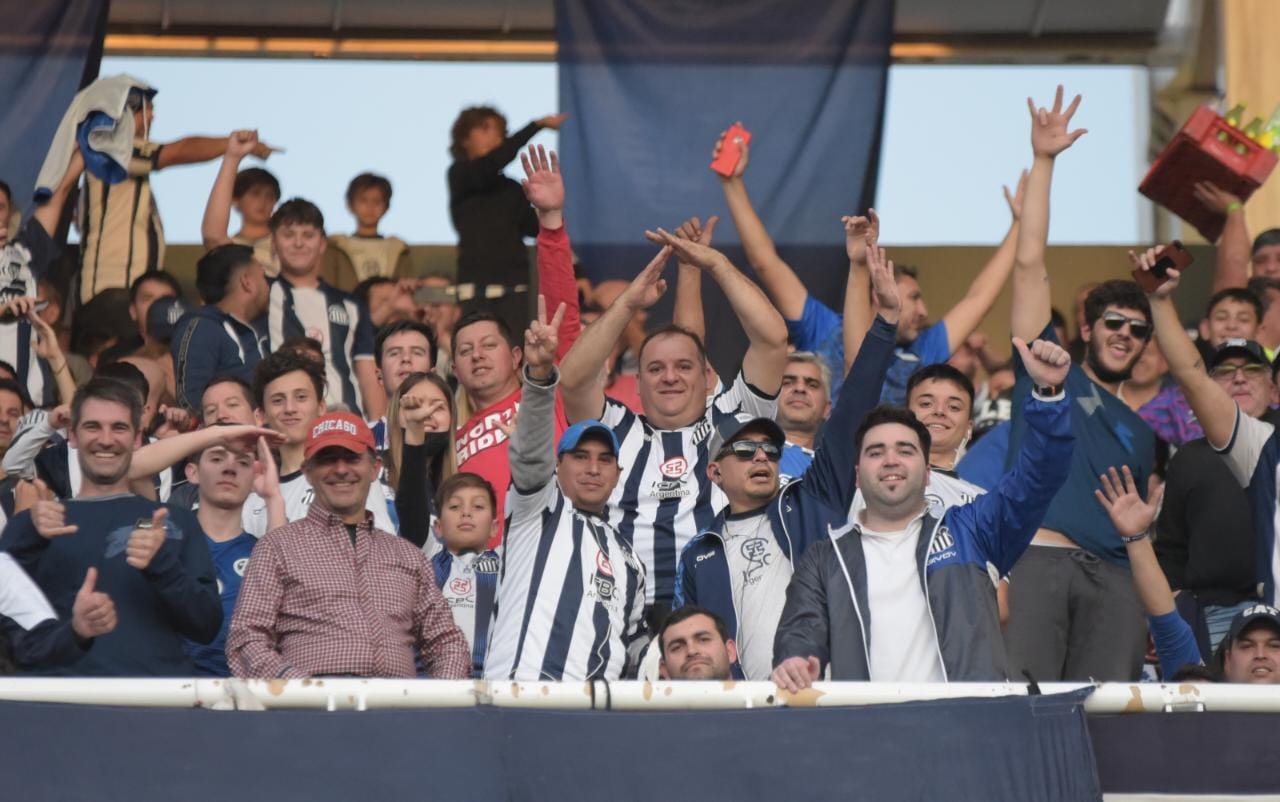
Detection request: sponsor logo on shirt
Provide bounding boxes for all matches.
[450,577,473,596]
[649,478,690,500]
[740,537,771,586]
[596,551,614,578]
[233,557,249,576]
[660,457,687,478]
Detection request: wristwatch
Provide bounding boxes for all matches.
[1033,383,1063,398]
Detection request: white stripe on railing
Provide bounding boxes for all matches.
[0,679,1277,712]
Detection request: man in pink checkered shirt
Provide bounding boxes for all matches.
[226,411,469,678]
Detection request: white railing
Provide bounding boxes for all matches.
[1,678,1279,713]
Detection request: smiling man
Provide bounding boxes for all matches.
[227,411,469,679]
[0,377,222,675]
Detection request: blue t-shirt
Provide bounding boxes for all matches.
[786,294,950,405]
[779,442,814,483]
[1007,323,1155,564]
[185,532,256,677]
[957,420,1011,489]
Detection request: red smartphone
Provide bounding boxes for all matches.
[1131,240,1193,293]
[710,123,752,178]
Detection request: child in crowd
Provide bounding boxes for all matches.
[429,472,500,678]
[231,167,282,275]
[323,173,413,292]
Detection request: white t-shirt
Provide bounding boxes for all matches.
[722,512,792,681]
[860,517,944,682]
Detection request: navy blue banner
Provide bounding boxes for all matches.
[0,0,108,216]
[0,691,1100,801]
[556,0,892,371]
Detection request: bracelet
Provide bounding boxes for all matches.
[52,362,67,374]
[1121,531,1150,544]
[1226,201,1243,213]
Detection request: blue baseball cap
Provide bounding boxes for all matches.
[558,420,620,457]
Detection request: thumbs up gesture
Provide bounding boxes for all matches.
[71,567,117,639]
[126,508,168,570]
[31,479,78,539]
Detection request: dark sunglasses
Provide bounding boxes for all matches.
[719,440,782,461]
[1100,310,1152,340]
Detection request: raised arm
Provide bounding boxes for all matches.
[804,240,901,519]
[449,114,563,200]
[129,424,283,481]
[714,129,808,320]
[158,132,274,171]
[1192,181,1250,291]
[1012,86,1087,341]
[1135,251,1236,449]
[645,230,788,395]
[671,216,718,343]
[841,211,878,372]
[941,171,1026,352]
[560,247,672,422]
[201,131,266,248]
[31,149,83,238]
[1096,466,1201,677]
[508,297,566,492]
[521,145,581,358]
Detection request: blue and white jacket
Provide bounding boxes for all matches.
[673,314,898,650]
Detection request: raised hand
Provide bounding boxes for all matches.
[865,235,900,317]
[251,436,281,501]
[152,405,196,439]
[31,479,77,538]
[226,129,260,159]
[535,112,569,130]
[48,404,71,431]
[842,209,880,264]
[1012,336,1071,389]
[712,125,750,180]
[1004,169,1029,221]
[1027,85,1087,158]
[26,306,63,362]
[644,228,727,273]
[1095,465,1163,539]
[620,246,673,312]
[674,215,718,249]
[125,508,168,570]
[71,567,117,639]
[523,294,567,377]
[520,145,564,216]
[1192,181,1242,215]
[771,655,821,693]
[1127,245,1180,299]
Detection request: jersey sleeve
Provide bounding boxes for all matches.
[712,370,779,420]
[352,302,376,359]
[785,294,839,353]
[910,319,951,364]
[1213,405,1279,489]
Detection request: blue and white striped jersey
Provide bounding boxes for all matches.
[432,549,500,678]
[603,371,777,607]
[484,481,646,682]
[259,277,375,417]
[0,220,58,407]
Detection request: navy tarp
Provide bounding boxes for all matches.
[0,0,108,214]
[0,690,1101,801]
[556,0,892,371]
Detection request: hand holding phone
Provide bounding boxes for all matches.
[711,123,752,178]
[1130,240,1193,294]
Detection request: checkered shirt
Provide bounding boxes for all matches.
[226,503,469,679]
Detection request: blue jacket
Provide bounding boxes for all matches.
[171,304,264,412]
[773,392,1074,681]
[673,314,899,648]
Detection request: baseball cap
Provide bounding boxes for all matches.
[146,296,193,344]
[707,414,785,461]
[304,412,377,459]
[557,420,620,457]
[1225,603,1280,646]
[1208,338,1271,373]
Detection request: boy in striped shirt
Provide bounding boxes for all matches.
[485,299,646,681]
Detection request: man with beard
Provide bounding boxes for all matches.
[0,378,221,675]
[1002,86,1156,683]
[774,353,830,482]
[658,605,738,680]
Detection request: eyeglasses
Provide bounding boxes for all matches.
[1100,311,1152,340]
[719,440,781,461]
[1210,362,1270,380]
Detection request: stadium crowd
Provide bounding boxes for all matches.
[2,78,1280,691]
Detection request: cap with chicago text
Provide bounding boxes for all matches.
[304,412,376,459]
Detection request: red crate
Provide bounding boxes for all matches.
[1139,105,1277,241]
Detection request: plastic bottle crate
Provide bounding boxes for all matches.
[1138,105,1277,242]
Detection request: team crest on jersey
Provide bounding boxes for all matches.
[474,555,499,574]
[327,304,349,327]
[926,525,957,567]
[233,557,249,577]
[660,457,687,478]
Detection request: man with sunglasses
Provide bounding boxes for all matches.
[1003,86,1157,683]
[673,243,902,680]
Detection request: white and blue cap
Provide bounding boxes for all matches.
[707,414,785,460]
[558,420,620,457]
